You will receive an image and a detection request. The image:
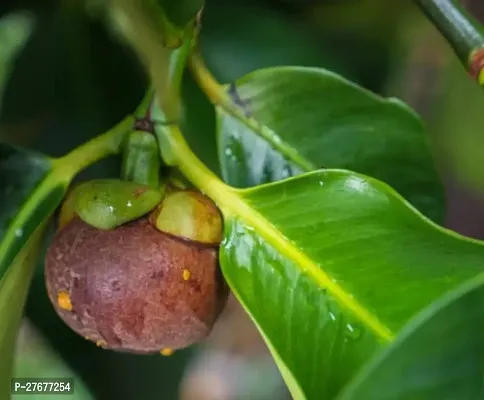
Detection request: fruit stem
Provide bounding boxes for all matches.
[414,0,484,84]
[120,130,162,188]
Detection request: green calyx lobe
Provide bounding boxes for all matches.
[150,190,223,245]
[67,179,164,230]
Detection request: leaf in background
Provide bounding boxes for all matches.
[337,273,484,400]
[157,0,204,27]
[14,320,94,399]
[218,169,484,399]
[0,143,67,282]
[216,66,444,222]
[199,0,352,83]
[432,55,484,191]
[0,222,47,399]
[0,142,70,399]
[0,11,35,111]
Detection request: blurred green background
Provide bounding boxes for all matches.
[2,0,484,399]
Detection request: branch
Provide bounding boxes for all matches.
[414,0,484,84]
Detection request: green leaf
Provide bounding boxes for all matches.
[216,66,444,222]
[0,114,132,281]
[0,222,48,399]
[0,143,67,282]
[180,0,353,179]
[157,0,204,27]
[218,169,484,399]
[0,142,71,398]
[199,1,352,83]
[0,12,35,112]
[337,273,484,400]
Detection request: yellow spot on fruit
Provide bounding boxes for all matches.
[84,336,90,340]
[182,269,191,281]
[57,292,72,311]
[160,348,174,356]
[96,340,106,347]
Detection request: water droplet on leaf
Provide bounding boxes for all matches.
[281,165,291,178]
[345,323,362,341]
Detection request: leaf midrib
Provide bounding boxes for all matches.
[167,121,396,342]
[219,181,395,342]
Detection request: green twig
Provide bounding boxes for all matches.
[134,86,156,119]
[414,0,484,84]
[107,0,184,122]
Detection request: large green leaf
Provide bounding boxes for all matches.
[0,115,132,281]
[0,142,72,398]
[180,0,353,180]
[216,169,484,399]
[337,273,484,400]
[216,66,444,222]
[0,143,67,282]
[0,222,47,399]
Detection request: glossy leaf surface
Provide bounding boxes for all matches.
[218,170,484,399]
[182,0,352,179]
[0,143,66,282]
[216,67,444,222]
[337,274,484,400]
[1,222,47,399]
